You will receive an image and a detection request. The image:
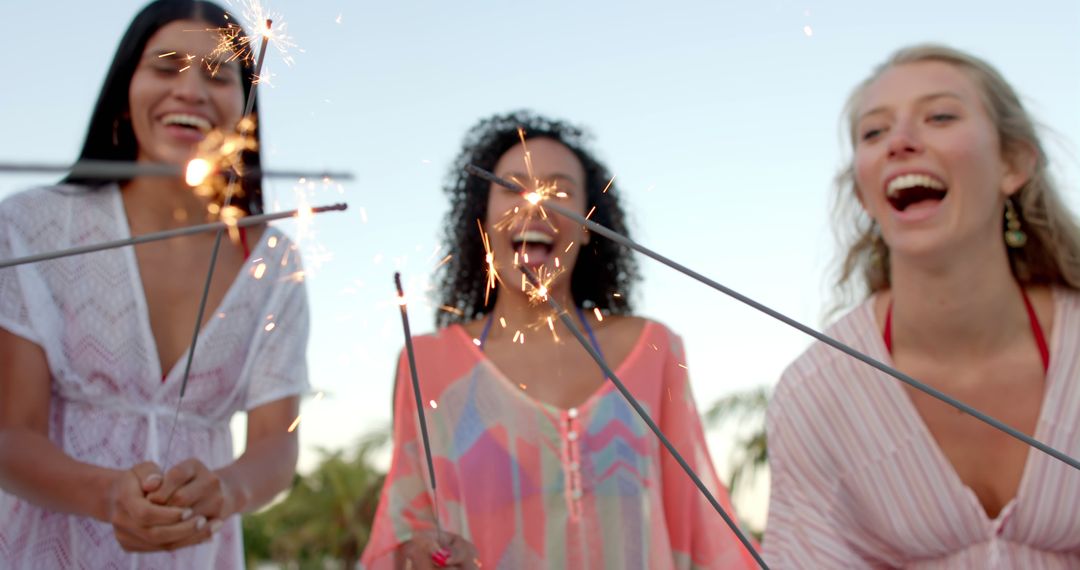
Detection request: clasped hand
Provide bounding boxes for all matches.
[107,459,234,552]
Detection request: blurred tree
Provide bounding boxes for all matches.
[244,427,390,569]
[705,385,769,542]
[704,385,769,496]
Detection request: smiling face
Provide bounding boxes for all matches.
[486,137,590,299]
[853,60,1031,261]
[127,19,245,166]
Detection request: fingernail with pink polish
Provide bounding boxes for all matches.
[181,508,193,521]
[195,516,207,531]
[210,520,223,534]
[145,474,162,486]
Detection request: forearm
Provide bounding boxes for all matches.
[216,431,297,516]
[0,427,119,521]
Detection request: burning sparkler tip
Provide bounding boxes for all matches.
[185,158,213,187]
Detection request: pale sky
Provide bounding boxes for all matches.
[2,0,1078,527]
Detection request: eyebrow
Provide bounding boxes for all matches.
[858,91,964,122]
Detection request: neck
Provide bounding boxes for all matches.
[486,281,580,345]
[120,176,214,232]
[889,239,1028,358]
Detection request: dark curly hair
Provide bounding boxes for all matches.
[435,110,640,327]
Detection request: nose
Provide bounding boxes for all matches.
[170,66,209,104]
[886,119,922,159]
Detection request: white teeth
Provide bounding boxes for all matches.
[886,173,946,197]
[512,230,554,245]
[162,113,212,133]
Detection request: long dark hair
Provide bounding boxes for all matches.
[435,110,640,327]
[63,0,263,214]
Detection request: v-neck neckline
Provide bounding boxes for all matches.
[450,320,654,415]
[110,186,261,386]
[863,289,1063,527]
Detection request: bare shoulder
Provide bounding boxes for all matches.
[592,314,650,343]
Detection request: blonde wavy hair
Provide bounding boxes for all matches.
[831,44,1080,313]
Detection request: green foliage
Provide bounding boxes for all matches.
[703,386,770,497]
[243,428,390,569]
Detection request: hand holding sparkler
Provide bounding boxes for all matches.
[394,272,457,568]
[142,458,234,537]
[106,462,215,552]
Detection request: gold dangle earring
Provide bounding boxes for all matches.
[1004,198,1028,249]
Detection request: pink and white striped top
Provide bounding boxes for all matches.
[765,288,1080,569]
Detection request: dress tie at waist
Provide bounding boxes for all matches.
[59,395,228,463]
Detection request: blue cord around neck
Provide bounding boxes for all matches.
[477,306,604,359]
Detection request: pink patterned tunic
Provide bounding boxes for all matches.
[0,185,310,569]
[360,320,757,569]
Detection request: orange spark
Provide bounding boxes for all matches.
[287,391,324,433]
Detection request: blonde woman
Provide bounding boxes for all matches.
[765,45,1080,567]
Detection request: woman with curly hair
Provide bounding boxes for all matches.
[360,111,755,569]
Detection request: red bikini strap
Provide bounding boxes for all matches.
[1020,288,1050,373]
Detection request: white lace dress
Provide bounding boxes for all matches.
[0,184,310,569]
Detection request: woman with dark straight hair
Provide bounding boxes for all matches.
[0,1,308,567]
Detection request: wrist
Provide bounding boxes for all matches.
[216,468,248,517]
[91,467,127,523]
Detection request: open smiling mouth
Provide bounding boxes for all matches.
[511,230,555,265]
[161,113,213,136]
[886,173,948,212]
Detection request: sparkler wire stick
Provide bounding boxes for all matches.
[164,22,272,463]
[519,266,768,569]
[0,203,346,270]
[393,273,445,547]
[0,160,353,182]
[467,163,1080,474]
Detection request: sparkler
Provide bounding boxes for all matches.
[519,265,768,569]
[522,263,563,305]
[0,159,353,182]
[468,163,1080,473]
[0,203,346,270]
[492,130,569,257]
[478,219,501,307]
[164,17,274,464]
[393,272,446,550]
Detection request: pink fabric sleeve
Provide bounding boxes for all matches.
[358,350,437,569]
[659,332,759,569]
[763,371,879,568]
[0,206,39,345]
